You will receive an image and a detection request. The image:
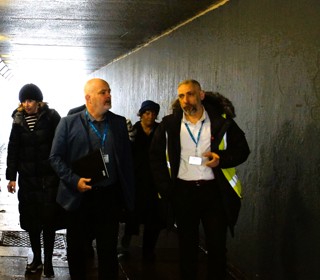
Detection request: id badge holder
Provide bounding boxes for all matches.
[103,154,109,163]
[188,156,202,166]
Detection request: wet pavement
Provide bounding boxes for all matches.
[0,183,236,280]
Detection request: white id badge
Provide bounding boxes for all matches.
[188,156,202,166]
[103,154,109,163]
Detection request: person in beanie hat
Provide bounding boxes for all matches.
[19,83,43,103]
[118,99,165,261]
[6,84,62,278]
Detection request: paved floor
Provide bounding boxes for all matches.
[0,181,236,280]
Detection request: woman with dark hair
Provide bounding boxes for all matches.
[6,83,62,278]
[119,100,165,261]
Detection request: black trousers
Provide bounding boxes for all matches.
[175,179,228,280]
[123,193,164,255]
[66,184,121,280]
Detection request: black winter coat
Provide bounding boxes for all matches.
[132,121,159,206]
[122,121,164,233]
[149,93,250,234]
[6,103,62,231]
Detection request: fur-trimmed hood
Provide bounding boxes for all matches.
[11,102,50,125]
[171,91,236,118]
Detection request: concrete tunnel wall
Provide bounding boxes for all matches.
[92,0,320,279]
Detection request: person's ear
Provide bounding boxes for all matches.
[200,90,205,100]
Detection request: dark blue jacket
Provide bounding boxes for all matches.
[49,110,135,211]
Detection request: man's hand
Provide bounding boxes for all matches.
[126,119,136,142]
[203,152,220,168]
[77,178,92,192]
[7,181,16,193]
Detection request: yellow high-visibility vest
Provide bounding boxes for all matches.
[219,115,242,198]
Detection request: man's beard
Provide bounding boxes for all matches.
[105,100,112,110]
[182,104,198,116]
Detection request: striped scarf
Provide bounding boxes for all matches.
[25,114,37,131]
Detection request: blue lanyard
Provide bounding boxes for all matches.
[184,120,205,154]
[86,111,108,148]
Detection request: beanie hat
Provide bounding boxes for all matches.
[138,100,160,115]
[19,83,43,102]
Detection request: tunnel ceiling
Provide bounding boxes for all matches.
[0,0,223,80]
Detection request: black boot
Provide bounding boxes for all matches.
[43,228,55,278]
[43,260,54,278]
[26,231,43,273]
[26,260,43,273]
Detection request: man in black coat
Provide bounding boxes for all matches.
[67,104,86,115]
[50,78,134,280]
[149,79,250,280]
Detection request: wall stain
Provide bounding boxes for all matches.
[308,51,320,120]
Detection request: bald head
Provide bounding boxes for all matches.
[84,78,110,96]
[84,78,112,120]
